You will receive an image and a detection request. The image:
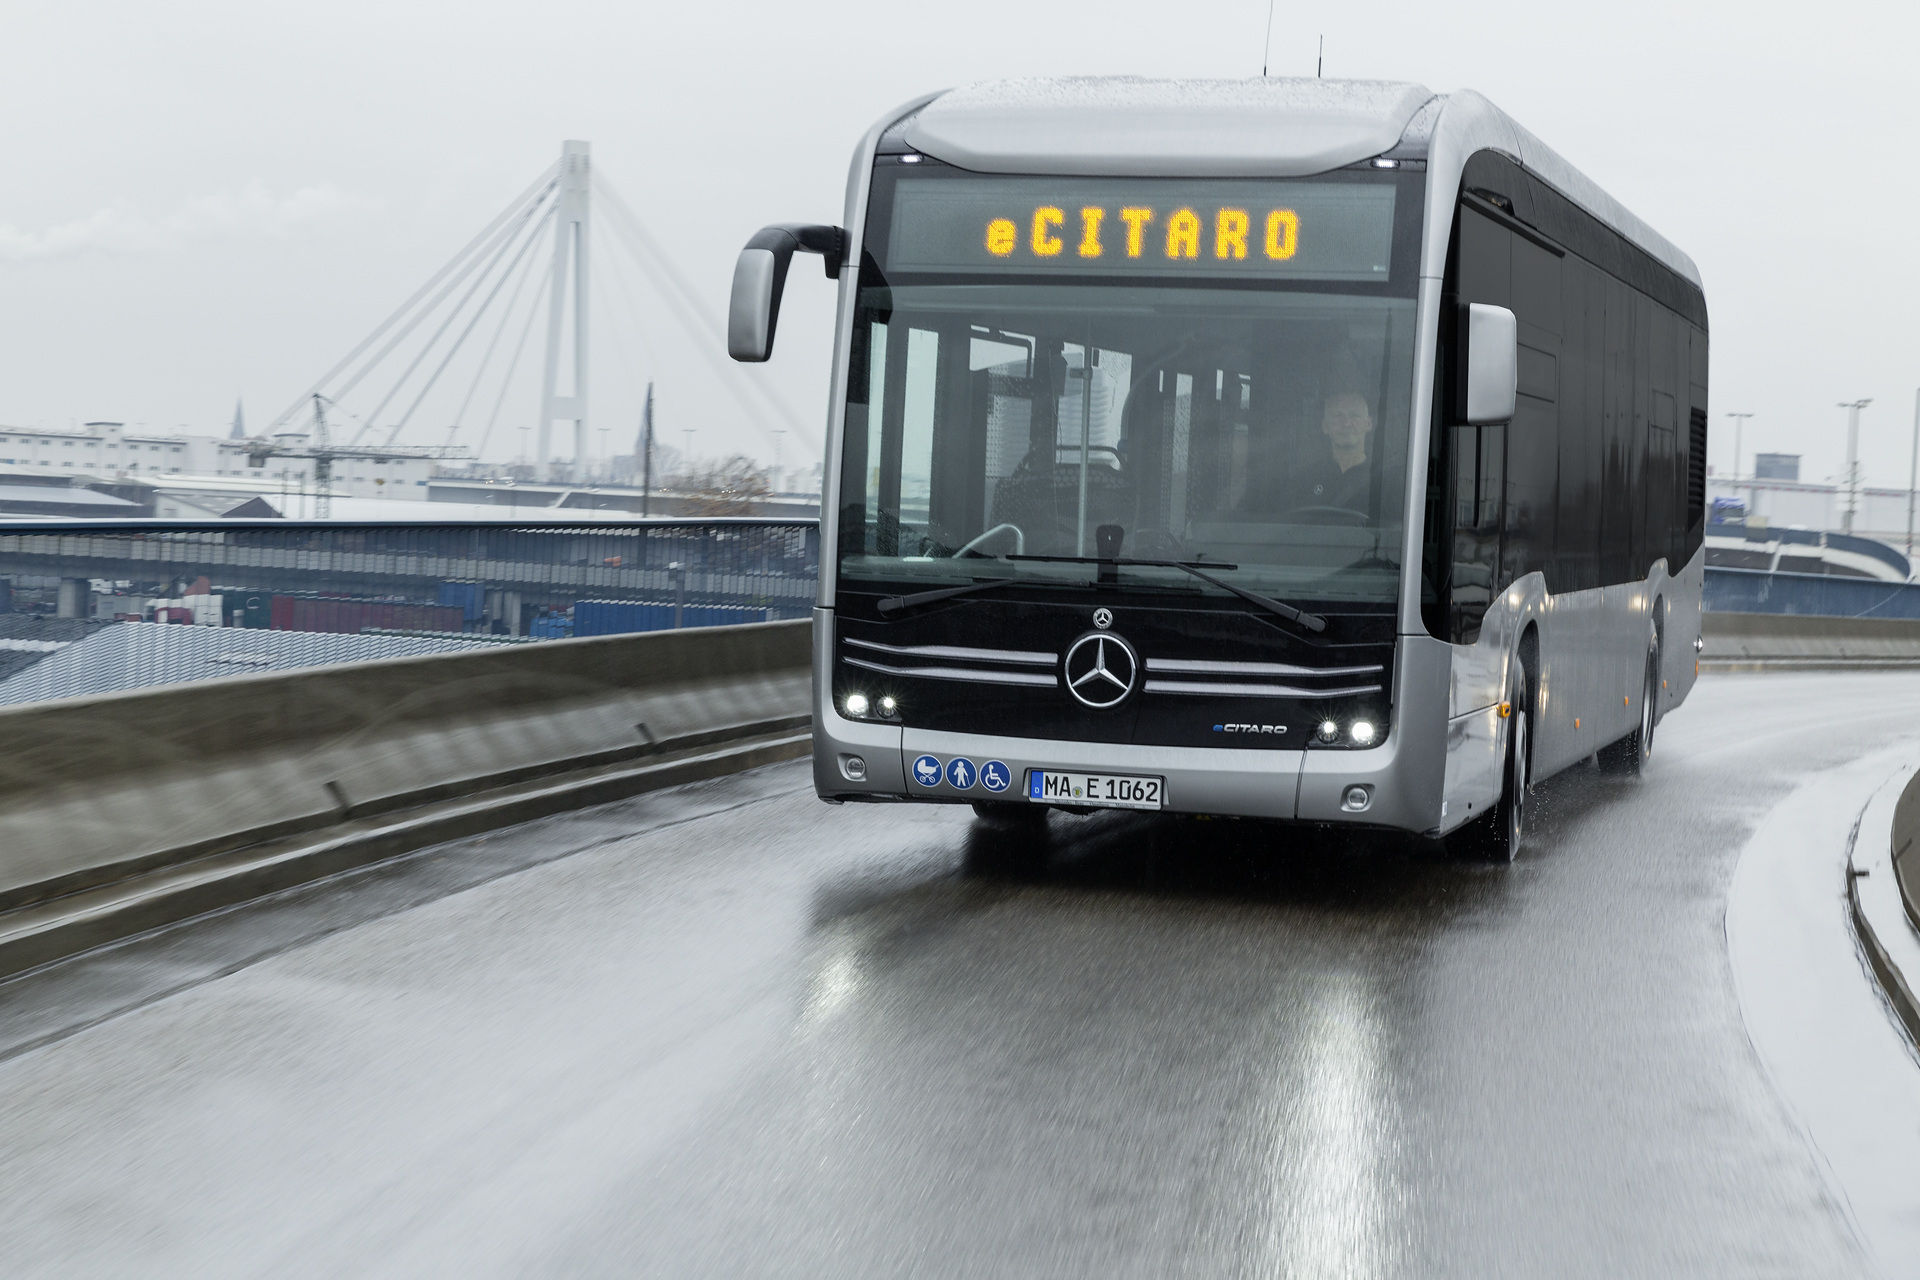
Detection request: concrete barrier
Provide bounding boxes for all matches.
[1848,764,1920,1048]
[1701,611,1920,670]
[0,619,811,916]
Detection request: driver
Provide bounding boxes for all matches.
[1285,390,1374,512]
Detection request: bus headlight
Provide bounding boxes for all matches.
[1317,719,1340,743]
[844,693,869,717]
[879,695,897,715]
[1350,720,1377,745]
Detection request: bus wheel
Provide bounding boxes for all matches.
[1599,627,1660,776]
[1452,681,1530,864]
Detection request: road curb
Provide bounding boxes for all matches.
[1846,762,1920,1049]
[0,728,811,983]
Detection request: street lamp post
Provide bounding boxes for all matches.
[1839,398,1873,535]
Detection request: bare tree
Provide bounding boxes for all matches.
[681,454,771,515]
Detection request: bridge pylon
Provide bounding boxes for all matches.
[538,140,591,481]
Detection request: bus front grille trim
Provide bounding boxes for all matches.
[843,655,1059,687]
[843,637,1056,666]
[1145,658,1384,678]
[1142,679,1385,699]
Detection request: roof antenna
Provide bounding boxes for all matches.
[1317,34,1324,78]
[1262,0,1274,77]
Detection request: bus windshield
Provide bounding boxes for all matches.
[837,166,1422,605]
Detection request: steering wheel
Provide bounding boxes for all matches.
[1277,505,1371,527]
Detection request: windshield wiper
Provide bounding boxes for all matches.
[1007,554,1328,633]
[876,574,1084,615]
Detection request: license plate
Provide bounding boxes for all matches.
[1028,770,1164,810]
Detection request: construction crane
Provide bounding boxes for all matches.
[243,394,472,517]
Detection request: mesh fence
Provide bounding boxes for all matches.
[0,518,819,704]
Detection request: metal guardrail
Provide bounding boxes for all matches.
[1705,566,1920,620]
[0,518,818,704]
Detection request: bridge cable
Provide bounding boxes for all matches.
[593,177,818,447]
[266,164,558,432]
[476,255,557,461]
[386,200,559,445]
[347,184,557,444]
[592,176,821,451]
[448,207,553,447]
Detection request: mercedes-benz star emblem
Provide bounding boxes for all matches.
[1092,607,1113,630]
[1063,631,1138,709]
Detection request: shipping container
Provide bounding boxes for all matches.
[269,596,466,635]
[437,581,486,621]
[571,599,770,636]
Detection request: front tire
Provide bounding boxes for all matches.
[1452,680,1530,863]
[1599,627,1660,776]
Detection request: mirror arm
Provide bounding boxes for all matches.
[744,223,847,279]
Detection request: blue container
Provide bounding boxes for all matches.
[528,610,574,638]
[571,599,771,635]
[437,581,485,621]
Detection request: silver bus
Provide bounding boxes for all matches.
[729,78,1707,860]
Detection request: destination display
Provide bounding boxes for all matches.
[886,177,1397,282]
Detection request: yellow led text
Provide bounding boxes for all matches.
[1166,208,1201,259]
[1216,209,1249,259]
[1265,209,1299,260]
[1031,207,1065,257]
[1078,207,1104,258]
[983,206,1305,265]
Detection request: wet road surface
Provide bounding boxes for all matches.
[2,672,1918,1277]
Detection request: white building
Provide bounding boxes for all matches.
[0,421,435,506]
[0,422,206,475]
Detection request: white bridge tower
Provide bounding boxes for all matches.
[538,140,591,480]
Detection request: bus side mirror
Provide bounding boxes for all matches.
[727,223,846,363]
[1465,303,1518,425]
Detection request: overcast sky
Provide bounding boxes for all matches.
[0,0,1914,489]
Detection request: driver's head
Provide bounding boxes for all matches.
[1321,391,1373,455]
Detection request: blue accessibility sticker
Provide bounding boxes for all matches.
[1029,771,1045,800]
[979,760,1011,793]
[945,757,977,790]
[911,754,942,788]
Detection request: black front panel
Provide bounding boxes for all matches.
[833,584,1395,750]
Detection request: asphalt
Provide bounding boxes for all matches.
[1,672,1918,1277]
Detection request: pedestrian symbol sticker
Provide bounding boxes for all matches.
[911,754,942,787]
[980,760,1011,793]
[945,757,977,790]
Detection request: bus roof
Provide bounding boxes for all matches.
[899,78,1700,290]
